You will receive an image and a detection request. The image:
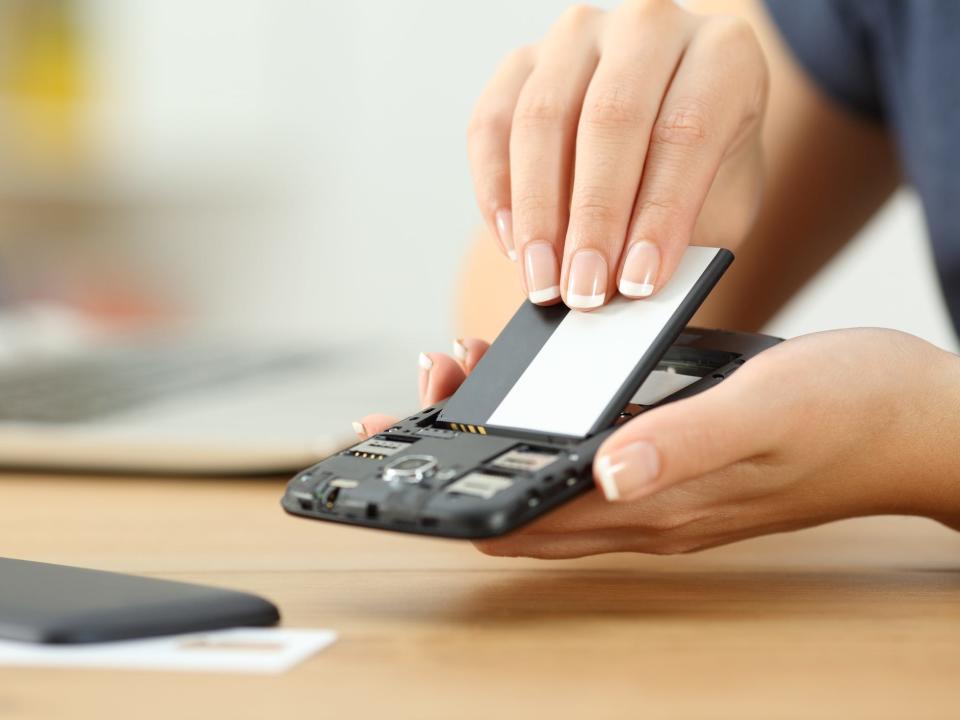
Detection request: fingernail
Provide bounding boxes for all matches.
[566,249,607,310]
[452,338,468,362]
[351,420,366,437]
[595,441,661,502]
[418,352,433,403]
[618,241,660,298]
[495,209,516,261]
[524,241,560,304]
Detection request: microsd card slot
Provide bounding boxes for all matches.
[343,436,415,460]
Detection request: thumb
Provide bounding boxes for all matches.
[593,372,776,502]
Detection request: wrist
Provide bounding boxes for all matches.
[892,344,960,526]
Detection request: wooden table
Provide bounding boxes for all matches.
[1,473,959,719]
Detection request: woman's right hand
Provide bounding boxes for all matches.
[467,0,768,310]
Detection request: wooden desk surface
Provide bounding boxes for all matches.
[1,473,959,720]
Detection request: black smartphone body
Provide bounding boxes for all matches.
[0,557,279,644]
[282,327,781,539]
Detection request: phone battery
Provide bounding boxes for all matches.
[439,246,731,438]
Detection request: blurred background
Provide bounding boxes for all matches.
[0,0,956,369]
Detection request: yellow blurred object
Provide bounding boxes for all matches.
[0,0,88,166]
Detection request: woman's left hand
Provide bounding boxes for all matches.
[360,329,960,558]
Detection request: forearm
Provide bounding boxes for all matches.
[690,0,899,331]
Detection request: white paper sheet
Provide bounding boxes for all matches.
[0,627,337,674]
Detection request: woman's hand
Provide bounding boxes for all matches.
[358,330,960,558]
[467,0,768,310]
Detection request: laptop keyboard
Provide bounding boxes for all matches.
[0,346,325,423]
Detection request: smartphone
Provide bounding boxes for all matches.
[282,327,780,539]
[282,247,780,539]
[0,557,279,644]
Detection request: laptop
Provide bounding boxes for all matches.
[0,305,409,474]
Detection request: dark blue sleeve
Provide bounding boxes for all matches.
[764,0,883,121]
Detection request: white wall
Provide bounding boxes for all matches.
[79,0,958,354]
[769,190,957,350]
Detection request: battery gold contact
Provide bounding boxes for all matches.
[446,423,487,434]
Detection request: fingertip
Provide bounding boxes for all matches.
[417,351,435,407]
[565,294,607,311]
[617,240,661,300]
[422,352,468,406]
[617,280,656,299]
[356,414,399,437]
[564,248,609,312]
[494,208,517,261]
[528,286,563,306]
[458,338,491,373]
[594,455,622,502]
[593,440,662,503]
[523,241,562,306]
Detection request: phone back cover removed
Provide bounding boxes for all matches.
[0,557,279,644]
[439,246,733,438]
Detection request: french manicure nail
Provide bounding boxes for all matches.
[351,420,366,437]
[618,241,660,298]
[418,352,433,403]
[452,338,468,362]
[495,209,517,261]
[524,241,560,304]
[595,441,661,502]
[567,249,607,310]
